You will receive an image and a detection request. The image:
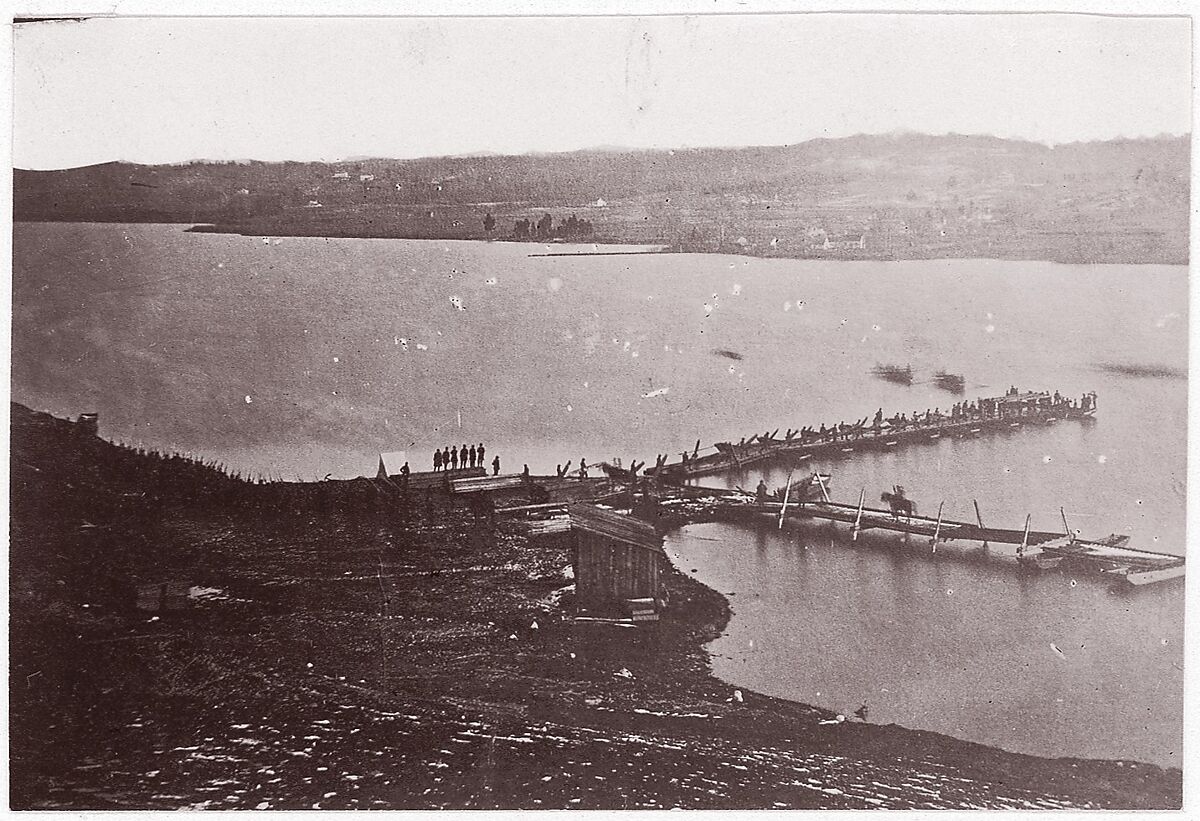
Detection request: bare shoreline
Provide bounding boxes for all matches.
[9,403,1183,809]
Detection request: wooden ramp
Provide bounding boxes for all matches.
[383,466,484,491]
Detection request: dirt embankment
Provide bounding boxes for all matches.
[9,403,1182,809]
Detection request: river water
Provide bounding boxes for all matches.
[13,222,1186,766]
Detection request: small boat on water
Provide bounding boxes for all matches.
[872,363,914,386]
[933,371,966,394]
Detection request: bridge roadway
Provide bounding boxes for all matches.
[495,478,1184,584]
[715,498,1183,575]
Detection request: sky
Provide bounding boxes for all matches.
[11,11,1193,169]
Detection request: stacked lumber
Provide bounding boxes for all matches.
[451,474,526,494]
[625,597,659,622]
[567,504,662,552]
[526,516,570,536]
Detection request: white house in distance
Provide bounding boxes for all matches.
[823,232,867,251]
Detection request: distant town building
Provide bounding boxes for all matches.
[594,198,607,207]
[332,171,351,180]
[304,200,324,208]
[823,233,867,251]
[359,174,375,182]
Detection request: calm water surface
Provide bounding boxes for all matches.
[13,222,1186,766]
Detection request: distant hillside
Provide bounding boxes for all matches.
[14,133,1189,263]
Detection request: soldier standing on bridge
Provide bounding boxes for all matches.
[468,444,477,468]
[756,479,769,503]
[400,461,410,491]
[493,454,501,475]
[451,446,459,470]
[433,449,442,472]
[478,443,486,468]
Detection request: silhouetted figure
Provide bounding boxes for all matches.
[461,443,469,468]
[755,479,769,503]
[468,445,477,468]
[478,443,486,466]
[492,455,501,476]
[400,461,410,490]
[579,458,588,479]
[451,446,459,470]
[522,463,530,480]
[854,703,869,722]
[433,449,442,472]
[441,447,450,471]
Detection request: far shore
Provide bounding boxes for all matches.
[177,222,1185,266]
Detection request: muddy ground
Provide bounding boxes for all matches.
[9,404,1182,809]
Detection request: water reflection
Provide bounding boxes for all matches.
[666,519,1183,766]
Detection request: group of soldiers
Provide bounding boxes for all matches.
[734,387,1094,451]
[433,442,500,475]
